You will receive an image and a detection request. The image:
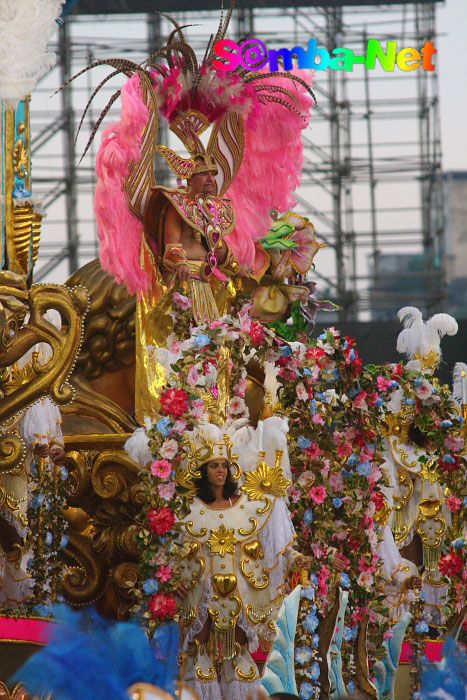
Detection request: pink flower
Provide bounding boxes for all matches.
[229,396,246,415]
[172,419,187,434]
[160,439,178,460]
[447,494,462,513]
[353,391,368,410]
[445,435,465,452]
[187,365,200,386]
[289,485,301,503]
[332,530,348,542]
[312,413,325,425]
[173,292,193,310]
[320,463,330,478]
[309,485,327,504]
[151,459,172,479]
[158,482,176,501]
[192,399,205,419]
[377,376,392,391]
[383,630,394,640]
[156,565,173,582]
[329,472,344,492]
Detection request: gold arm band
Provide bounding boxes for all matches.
[162,243,189,271]
[218,248,240,277]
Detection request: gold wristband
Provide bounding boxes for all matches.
[162,243,189,271]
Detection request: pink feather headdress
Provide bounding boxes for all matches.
[69,5,315,295]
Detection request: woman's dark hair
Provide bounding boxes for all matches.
[194,460,238,504]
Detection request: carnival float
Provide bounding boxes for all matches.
[1,3,467,700]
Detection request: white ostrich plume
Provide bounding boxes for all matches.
[0,1,64,105]
[396,306,458,363]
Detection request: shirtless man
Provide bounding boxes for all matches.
[163,160,231,283]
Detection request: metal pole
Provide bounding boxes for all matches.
[59,20,79,275]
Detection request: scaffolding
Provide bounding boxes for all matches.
[30,1,444,320]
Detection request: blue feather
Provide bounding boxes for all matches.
[11,605,179,700]
[421,637,467,700]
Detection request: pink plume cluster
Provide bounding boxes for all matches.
[152,63,258,124]
[225,68,315,272]
[95,74,149,295]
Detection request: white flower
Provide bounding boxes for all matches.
[160,439,178,460]
[296,382,308,401]
[357,571,374,589]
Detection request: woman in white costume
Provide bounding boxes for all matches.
[179,419,307,700]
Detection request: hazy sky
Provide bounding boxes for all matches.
[437,0,467,172]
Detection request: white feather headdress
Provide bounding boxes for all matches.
[396,306,457,372]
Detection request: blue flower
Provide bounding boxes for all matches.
[402,398,416,406]
[414,376,423,387]
[332,497,343,508]
[311,399,317,414]
[311,633,319,648]
[347,454,359,467]
[348,681,356,693]
[303,613,319,633]
[304,509,314,526]
[452,538,465,549]
[193,334,210,349]
[349,349,356,362]
[60,466,69,481]
[45,532,53,546]
[298,435,312,450]
[340,573,350,589]
[415,621,429,635]
[374,398,384,407]
[443,454,455,463]
[60,535,68,549]
[300,683,315,700]
[315,392,326,402]
[343,626,357,642]
[357,461,372,477]
[464,496,467,507]
[295,646,313,665]
[309,573,318,586]
[156,417,172,436]
[31,494,45,508]
[440,420,453,428]
[30,462,38,476]
[280,345,292,357]
[341,468,354,478]
[301,586,315,601]
[349,383,360,398]
[419,591,426,602]
[143,578,159,595]
[310,662,320,681]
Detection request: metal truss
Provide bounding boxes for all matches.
[30,2,444,320]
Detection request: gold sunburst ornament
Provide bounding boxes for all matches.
[207,524,239,557]
[241,452,290,501]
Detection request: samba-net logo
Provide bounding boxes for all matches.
[213,38,436,73]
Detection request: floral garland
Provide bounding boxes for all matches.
[271,328,391,695]
[129,296,278,635]
[27,456,69,608]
